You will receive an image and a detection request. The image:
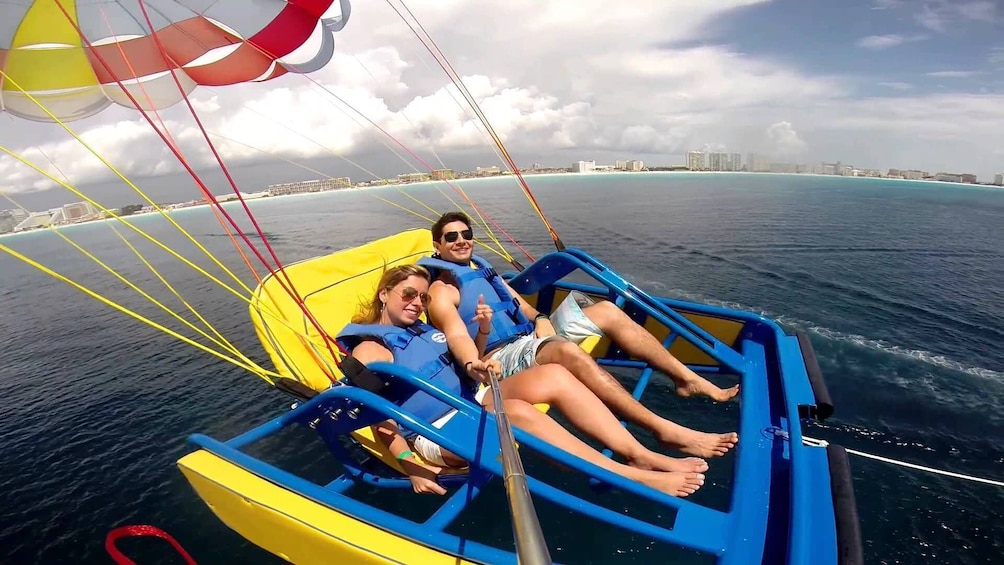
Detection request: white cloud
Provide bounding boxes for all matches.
[878,82,914,90]
[857,34,907,49]
[925,70,981,78]
[765,121,807,157]
[914,1,997,33]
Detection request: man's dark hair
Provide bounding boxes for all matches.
[431,211,472,241]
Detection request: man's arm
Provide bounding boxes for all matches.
[500,278,555,338]
[427,280,484,373]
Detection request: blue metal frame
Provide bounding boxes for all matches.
[185,247,848,564]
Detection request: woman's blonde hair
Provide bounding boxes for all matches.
[351,264,431,324]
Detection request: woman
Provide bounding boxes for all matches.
[336,264,706,497]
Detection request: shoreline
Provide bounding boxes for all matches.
[2,171,999,241]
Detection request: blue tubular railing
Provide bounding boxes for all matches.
[505,249,841,565]
[194,362,732,558]
[506,250,748,373]
[362,363,732,555]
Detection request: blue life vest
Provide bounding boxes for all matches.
[335,322,478,434]
[418,254,535,352]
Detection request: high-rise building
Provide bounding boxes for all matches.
[707,152,729,171]
[730,153,742,171]
[571,161,595,173]
[994,173,1003,186]
[686,151,705,171]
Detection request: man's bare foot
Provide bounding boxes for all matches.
[660,430,739,459]
[676,374,740,402]
[637,470,705,497]
[627,452,708,474]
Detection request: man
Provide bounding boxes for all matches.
[421,211,739,460]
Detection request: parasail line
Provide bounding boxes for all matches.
[390,0,565,251]
[0,70,257,299]
[27,143,252,365]
[0,242,281,384]
[0,143,341,387]
[348,53,500,235]
[60,227,269,377]
[133,0,343,372]
[131,0,318,322]
[50,0,342,377]
[0,143,254,301]
[95,2,267,288]
[228,29,533,267]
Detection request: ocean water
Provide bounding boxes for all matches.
[0,172,1001,564]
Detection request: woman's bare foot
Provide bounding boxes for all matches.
[652,419,739,459]
[637,470,706,497]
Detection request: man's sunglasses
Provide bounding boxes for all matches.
[397,286,431,306]
[443,229,473,243]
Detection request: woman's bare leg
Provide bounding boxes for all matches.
[496,364,707,473]
[481,394,705,497]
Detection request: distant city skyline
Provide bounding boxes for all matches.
[5,153,1000,234]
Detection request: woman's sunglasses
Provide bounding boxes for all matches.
[442,228,473,243]
[397,286,431,306]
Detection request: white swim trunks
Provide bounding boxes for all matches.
[549,290,604,343]
[488,291,604,377]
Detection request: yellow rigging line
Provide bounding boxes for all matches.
[0,145,336,372]
[22,142,256,369]
[0,71,256,297]
[0,241,281,383]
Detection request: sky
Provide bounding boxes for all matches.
[2,0,1004,207]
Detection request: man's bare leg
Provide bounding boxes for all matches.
[535,340,737,458]
[583,301,740,402]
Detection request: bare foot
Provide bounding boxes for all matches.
[638,471,706,497]
[661,430,739,459]
[676,375,740,402]
[627,452,708,474]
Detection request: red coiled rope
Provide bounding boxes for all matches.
[105,525,197,565]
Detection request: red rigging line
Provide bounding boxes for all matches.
[52,0,343,376]
[109,0,535,268]
[95,4,266,285]
[219,15,538,267]
[132,1,309,291]
[389,0,566,251]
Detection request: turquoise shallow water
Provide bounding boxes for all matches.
[0,172,1001,563]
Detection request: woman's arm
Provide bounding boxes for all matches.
[352,340,447,495]
[372,419,447,495]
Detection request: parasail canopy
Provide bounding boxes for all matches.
[0,0,351,123]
